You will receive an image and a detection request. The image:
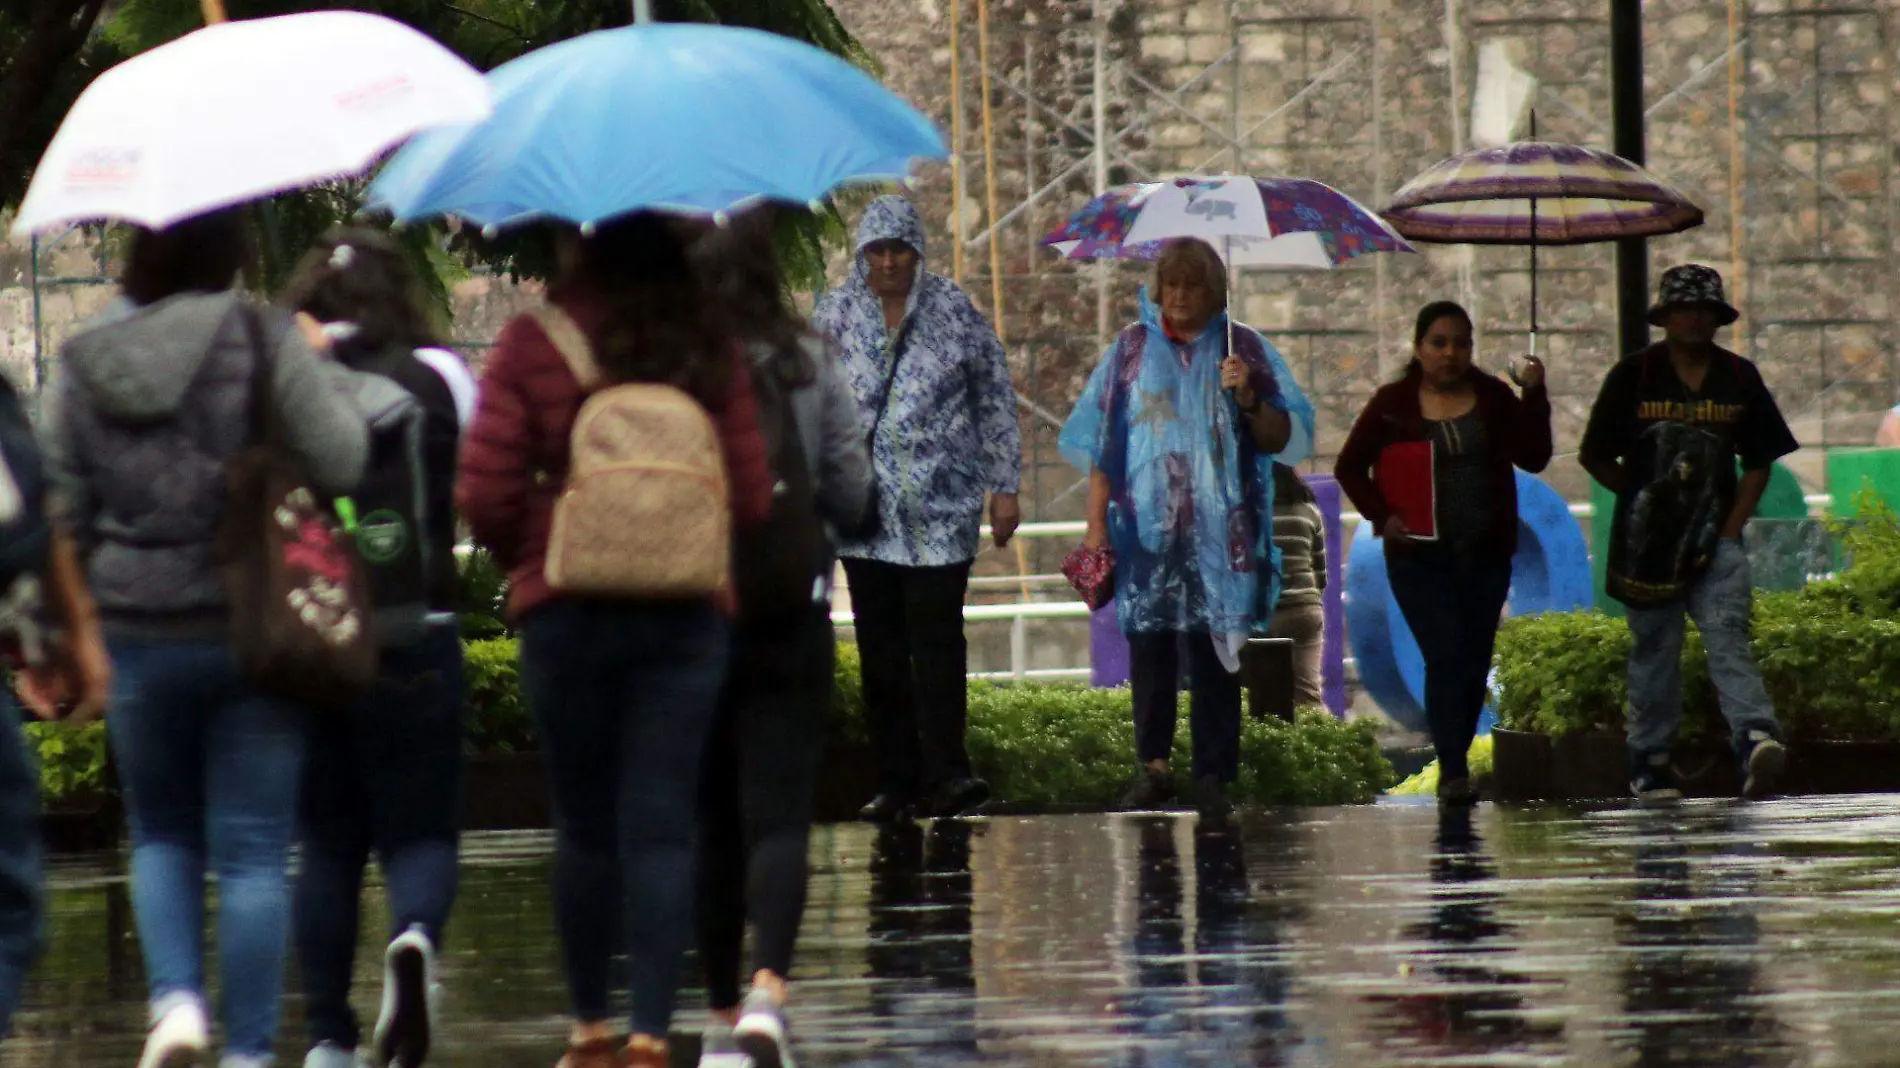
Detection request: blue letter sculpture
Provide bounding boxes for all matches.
[1345,470,1592,735]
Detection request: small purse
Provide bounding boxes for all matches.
[1061,544,1117,611]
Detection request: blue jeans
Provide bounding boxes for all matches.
[1386,542,1514,781]
[519,598,729,1038]
[105,637,304,1059]
[295,623,465,1050]
[0,693,42,1037]
[1626,538,1781,757]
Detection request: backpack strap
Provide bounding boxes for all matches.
[531,306,604,391]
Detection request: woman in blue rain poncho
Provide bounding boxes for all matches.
[1059,237,1315,820]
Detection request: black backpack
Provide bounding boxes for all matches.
[338,344,461,648]
[733,347,831,623]
[0,376,53,666]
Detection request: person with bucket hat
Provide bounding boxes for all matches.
[1579,264,1797,801]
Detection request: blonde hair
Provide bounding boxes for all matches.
[1152,238,1227,312]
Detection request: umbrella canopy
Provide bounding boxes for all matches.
[1382,141,1703,245]
[367,23,947,228]
[1042,176,1414,269]
[11,11,492,237]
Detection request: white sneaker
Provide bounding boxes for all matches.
[371,926,437,1068]
[303,1042,363,1068]
[697,1019,752,1068]
[136,996,208,1068]
[733,986,795,1068]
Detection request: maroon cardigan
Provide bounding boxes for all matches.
[456,286,773,621]
[1333,366,1553,554]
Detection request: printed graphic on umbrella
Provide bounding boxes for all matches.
[368,22,947,228]
[11,10,492,236]
[1383,138,1704,354]
[1041,175,1415,270]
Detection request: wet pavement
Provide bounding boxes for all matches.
[13,798,1900,1066]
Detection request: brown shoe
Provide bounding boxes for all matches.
[623,1036,669,1068]
[555,1037,624,1068]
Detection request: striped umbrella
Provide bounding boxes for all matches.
[1382,140,1703,353]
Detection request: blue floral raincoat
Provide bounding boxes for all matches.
[813,196,1023,567]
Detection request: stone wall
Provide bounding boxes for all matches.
[827,0,1899,509]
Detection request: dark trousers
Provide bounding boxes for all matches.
[295,623,465,1050]
[841,558,975,799]
[1127,630,1242,783]
[0,695,41,1038]
[1385,543,1513,780]
[696,607,834,1009]
[520,598,730,1038]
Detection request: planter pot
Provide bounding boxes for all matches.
[1493,728,1900,801]
[462,751,551,831]
[815,740,878,824]
[42,792,122,854]
[461,744,882,830]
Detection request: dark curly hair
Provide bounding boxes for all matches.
[121,209,251,306]
[560,213,730,407]
[692,207,815,388]
[279,227,441,358]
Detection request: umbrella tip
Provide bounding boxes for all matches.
[807,199,825,213]
[713,211,731,228]
[481,224,500,240]
[580,220,597,237]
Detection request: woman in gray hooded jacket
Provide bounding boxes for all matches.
[42,209,368,1068]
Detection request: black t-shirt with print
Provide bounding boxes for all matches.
[1580,344,1798,606]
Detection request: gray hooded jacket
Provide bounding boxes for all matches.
[43,291,369,635]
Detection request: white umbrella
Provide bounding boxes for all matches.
[11,10,492,237]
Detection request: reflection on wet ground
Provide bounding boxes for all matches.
[15,797,1900,1065]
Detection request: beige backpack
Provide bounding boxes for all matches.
[532,306,731,598]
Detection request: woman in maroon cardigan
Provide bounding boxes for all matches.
[456,213,771,1068]
[1334,301,1551,804]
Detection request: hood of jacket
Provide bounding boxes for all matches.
[849,196,930,317]
[60,291,245,423]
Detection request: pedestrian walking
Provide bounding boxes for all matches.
[42,208,369,1068]
[1579,265,1795,800]
[1264,464,1326,710]
[1057,237,1316,822]
[280,230,475,1068]
[812,195,1023,823]
[457,213,773,1068]
[1334,301,1552,805]
[690,212,872,1068]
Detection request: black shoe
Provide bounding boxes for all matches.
[931,777,991,818]
[1195,776,1233,824]
[1119,766,1176,810]
[1739,732,1787,800]
[1628,750,1682,802]
[1437,775,1479,805]
[858,793,915,824]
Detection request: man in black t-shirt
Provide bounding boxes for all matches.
[1580,264,1797,802]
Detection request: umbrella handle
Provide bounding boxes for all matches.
[200,0,226,24]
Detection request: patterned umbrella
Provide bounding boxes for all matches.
[1382,140,1703,352]
[1041,175,1414,269]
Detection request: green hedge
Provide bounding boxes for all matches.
[25,550,1394,807]
[1495,497,1900,743]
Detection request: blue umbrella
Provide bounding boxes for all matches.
[368,23,947,228]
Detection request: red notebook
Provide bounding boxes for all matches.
[1375,440,1438,541]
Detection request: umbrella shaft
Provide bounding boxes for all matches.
[200,0,226,23]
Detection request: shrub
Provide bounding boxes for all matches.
[27,721,108,806]
[1389,735,1493,797]
[1495,497,1900,744]
[462,638,534,754]
[457,548,511,642]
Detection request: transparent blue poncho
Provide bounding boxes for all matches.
[1059,290,1315,655]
